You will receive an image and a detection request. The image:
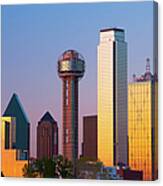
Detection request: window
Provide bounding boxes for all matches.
[65,129,69,143]
[54,132,57,145]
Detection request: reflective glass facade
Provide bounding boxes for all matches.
[128,81,158,180]
[98,29,128,166]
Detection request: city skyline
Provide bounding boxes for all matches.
[2,1,154,157]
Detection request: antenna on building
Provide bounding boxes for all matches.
[146,58,150,73]
[133,74,136,82]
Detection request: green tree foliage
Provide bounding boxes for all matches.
[55,155,73,178]
[22,155,72,178]
[22,163,38,178]
[22,156,103,179]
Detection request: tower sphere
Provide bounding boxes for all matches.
[58,49,85,78]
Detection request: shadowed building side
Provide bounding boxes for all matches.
[82,115,97,160]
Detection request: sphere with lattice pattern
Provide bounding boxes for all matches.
[58,49,85,78]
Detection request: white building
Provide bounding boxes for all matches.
[98,28,128,166]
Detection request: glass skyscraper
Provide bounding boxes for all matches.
[98,28,128,166]
[128,66,158,180]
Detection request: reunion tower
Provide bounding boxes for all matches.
[58,50,85,165]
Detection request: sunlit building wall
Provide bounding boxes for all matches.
[1,117,28,177]
[98,28,128,166]
[128,75,158,180]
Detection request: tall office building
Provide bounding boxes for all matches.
[1,93,30,177]
[3,93,30,159]
[98,28,128,166]
[128,61,158,180]
[58,50,85,167]
[82,115,97,160]
[37,111,58,159]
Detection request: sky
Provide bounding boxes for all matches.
[1,1,154,157]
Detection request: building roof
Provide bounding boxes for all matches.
[3,93,29,123]
[100,28,124,33]
[40,111,57,124]
[83,115,97,119]
[131,59,154,83]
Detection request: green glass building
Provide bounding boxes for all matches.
[3,93,30,160]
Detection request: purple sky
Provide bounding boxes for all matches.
[1,1,154,157]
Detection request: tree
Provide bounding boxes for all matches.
[55,155,73,178]
[22,155,73,178]
[22,163,38,178]
[40,158,58,178]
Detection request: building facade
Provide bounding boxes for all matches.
[98,28,128,166]
[58,50,85,166]
[82,115,97,160]
[37,111,58,159]
[3,93,30,160]
[1,93,30,177]
[1,117,28,177]
[128,66,158,180]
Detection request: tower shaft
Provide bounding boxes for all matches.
[62,77,78,161]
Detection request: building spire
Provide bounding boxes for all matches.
[146,58,150,73]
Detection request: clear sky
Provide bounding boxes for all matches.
[1,1,154,157]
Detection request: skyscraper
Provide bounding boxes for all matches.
[98,28,128,166]
[37,111,58,159]
[1,93,30,177]
[3,93,30,159]
[128,62,158,180]
[82,115,97,160]
[58,50,85,165]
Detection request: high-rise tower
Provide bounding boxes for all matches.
[128,61,158,180]
[98,28,128,166]
[58,50,85,164]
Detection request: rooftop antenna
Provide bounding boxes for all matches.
[133,74,136,82]
[146,58,150,73]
